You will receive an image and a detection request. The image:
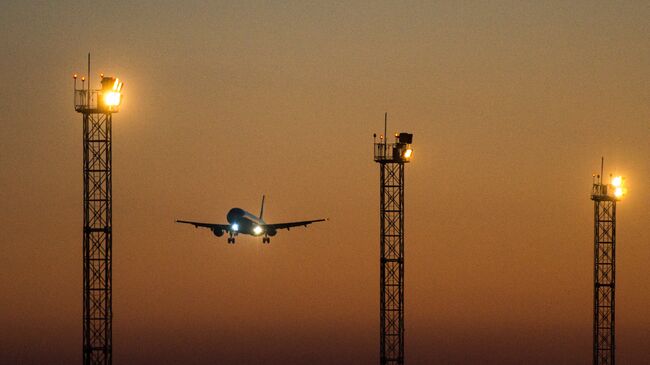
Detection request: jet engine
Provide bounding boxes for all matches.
[267,228,277,237]
[212,228,224,237]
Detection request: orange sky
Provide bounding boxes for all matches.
[1,2,649,364]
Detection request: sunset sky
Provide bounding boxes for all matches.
[1,1,649,364]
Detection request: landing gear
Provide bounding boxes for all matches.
[262,236,270,244]
[228,237,235,244]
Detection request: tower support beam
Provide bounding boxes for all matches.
[592,197,616,365]
[74,62,122,365]
[374,129,412,365]
[379,161,404,365]
[590,163,625,365]
[83,112,113,365]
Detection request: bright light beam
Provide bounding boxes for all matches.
[103,91,121,107]
[614,187,624,198]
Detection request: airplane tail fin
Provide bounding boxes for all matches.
[260,195,266,220]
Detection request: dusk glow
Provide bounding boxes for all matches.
[1,2,649,364]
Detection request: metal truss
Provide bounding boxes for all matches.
[379,161,404,365]
[82,112,112,364]
[591,182,616,365]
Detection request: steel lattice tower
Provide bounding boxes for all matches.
[82,111,112,364]
[74,56,124,365]
[374,125,413,365]
[590,161,625,365]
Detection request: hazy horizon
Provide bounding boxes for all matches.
[1,1,649,364]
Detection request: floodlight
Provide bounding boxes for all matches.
[614,187,624,198]
[609,175,626,199]
[99,76,124,109]
[403,148,413,159]
[398,133,413,144]
[103,91,121,107]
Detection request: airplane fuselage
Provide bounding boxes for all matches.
[226,208,274,237]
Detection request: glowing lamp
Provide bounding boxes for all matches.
[253,226,263,235]
[100,76,124,111]
[103,91,121,106]
[614,187,624,198]
[609,175,626,199]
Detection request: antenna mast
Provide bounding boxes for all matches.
[384,112,388,146]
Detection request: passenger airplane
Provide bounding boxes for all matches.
[176,196,326,244]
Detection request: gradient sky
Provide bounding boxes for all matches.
[1,1,649,364]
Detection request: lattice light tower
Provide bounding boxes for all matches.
[373,119,413,365]
[590,159,626,365]
[73,55,124,365]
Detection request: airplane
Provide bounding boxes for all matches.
[176,196,327,244]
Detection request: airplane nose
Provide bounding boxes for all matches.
[227,208,244,223]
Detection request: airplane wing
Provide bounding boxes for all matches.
[262,218,327,231]
[176,220,231,230]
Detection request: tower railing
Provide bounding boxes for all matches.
[374,142,412,163]
[75,89,120,113]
